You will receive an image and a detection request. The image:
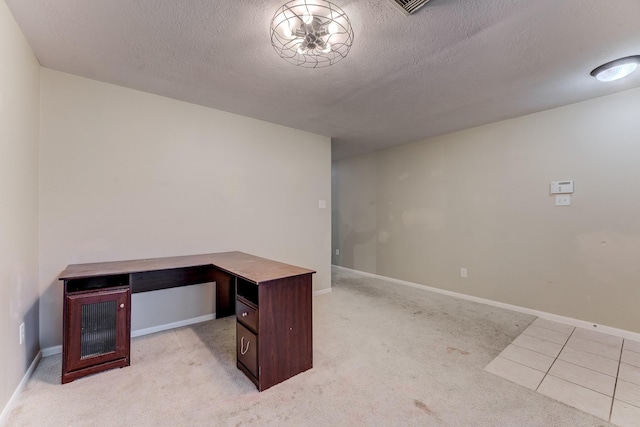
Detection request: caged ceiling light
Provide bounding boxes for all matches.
[270,0,354,68]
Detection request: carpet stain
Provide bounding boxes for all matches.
[447,346,470,355]
[414,399,433,415]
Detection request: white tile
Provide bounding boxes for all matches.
[548,359,616,396]
[558,346,620,377]
[522,325,570,345]
[624,339,640,354]
[565,336,622,361]
[573,328,623,348]
[538,375,612,420]
[485,356,545,390]
[499,344,555,372]
[622,349,640,368]
[531,318,575,335]
[616,379,640,408]
[611,399,640,427]
[619,363,640,386]
[512,334,564,358]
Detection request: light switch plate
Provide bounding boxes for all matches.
[318,200,326,209]
[555,194,571,206]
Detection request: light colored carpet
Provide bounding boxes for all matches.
[5,267,613,426]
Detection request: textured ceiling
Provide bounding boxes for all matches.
[6,0,640,160]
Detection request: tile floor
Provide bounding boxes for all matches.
[485,318,640,426]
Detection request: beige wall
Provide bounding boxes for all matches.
[333,87,640,333]
[0,0,40,416]
[331,154,378,272]
[39,69,331,349]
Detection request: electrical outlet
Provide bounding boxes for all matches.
[335,249,340,256]
[460,268,468,278]
[19,322,25,345]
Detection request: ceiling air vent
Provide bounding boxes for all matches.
[389,0,432,15]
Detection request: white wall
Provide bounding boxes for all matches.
[333,87,640,333]
[39,69,331,349]
[0,0,40,416]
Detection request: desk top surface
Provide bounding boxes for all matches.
[58,251,315,284]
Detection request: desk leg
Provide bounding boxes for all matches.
[213,269,235,318]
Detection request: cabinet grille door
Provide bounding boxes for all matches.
[81,300,117,359]
[64,287,130,375]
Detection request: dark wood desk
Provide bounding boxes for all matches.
[58,251,315,390]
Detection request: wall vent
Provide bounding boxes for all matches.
[389,0,432,15]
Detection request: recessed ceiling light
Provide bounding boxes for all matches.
[590,56,640,82]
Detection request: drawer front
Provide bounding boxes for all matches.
[236,298,258,332]
[237,322,258,378]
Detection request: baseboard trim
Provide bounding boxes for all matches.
[0,350,42,427]
[313,288,332,296]
[333,265,640,342]
[41,314,218,357]
[130,313,216,338]
[42,345,62,357]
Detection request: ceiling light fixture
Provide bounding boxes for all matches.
[270,0,354,68]
[590,56,640,82]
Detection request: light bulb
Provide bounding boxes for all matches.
[302,12,313,24]
[328,22,338,35]
[283,23,293,38]
[322,43,332,53]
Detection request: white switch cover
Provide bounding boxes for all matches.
[555,195,571,206]
[318,200,327,209]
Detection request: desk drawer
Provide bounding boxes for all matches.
[236,298,258,332]
[237,323,258,378]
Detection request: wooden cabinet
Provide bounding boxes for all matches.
[62,279,131,384]
[236,274,313,391]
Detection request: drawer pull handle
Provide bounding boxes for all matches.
[242,312,248,317]
[240,337,250,355]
